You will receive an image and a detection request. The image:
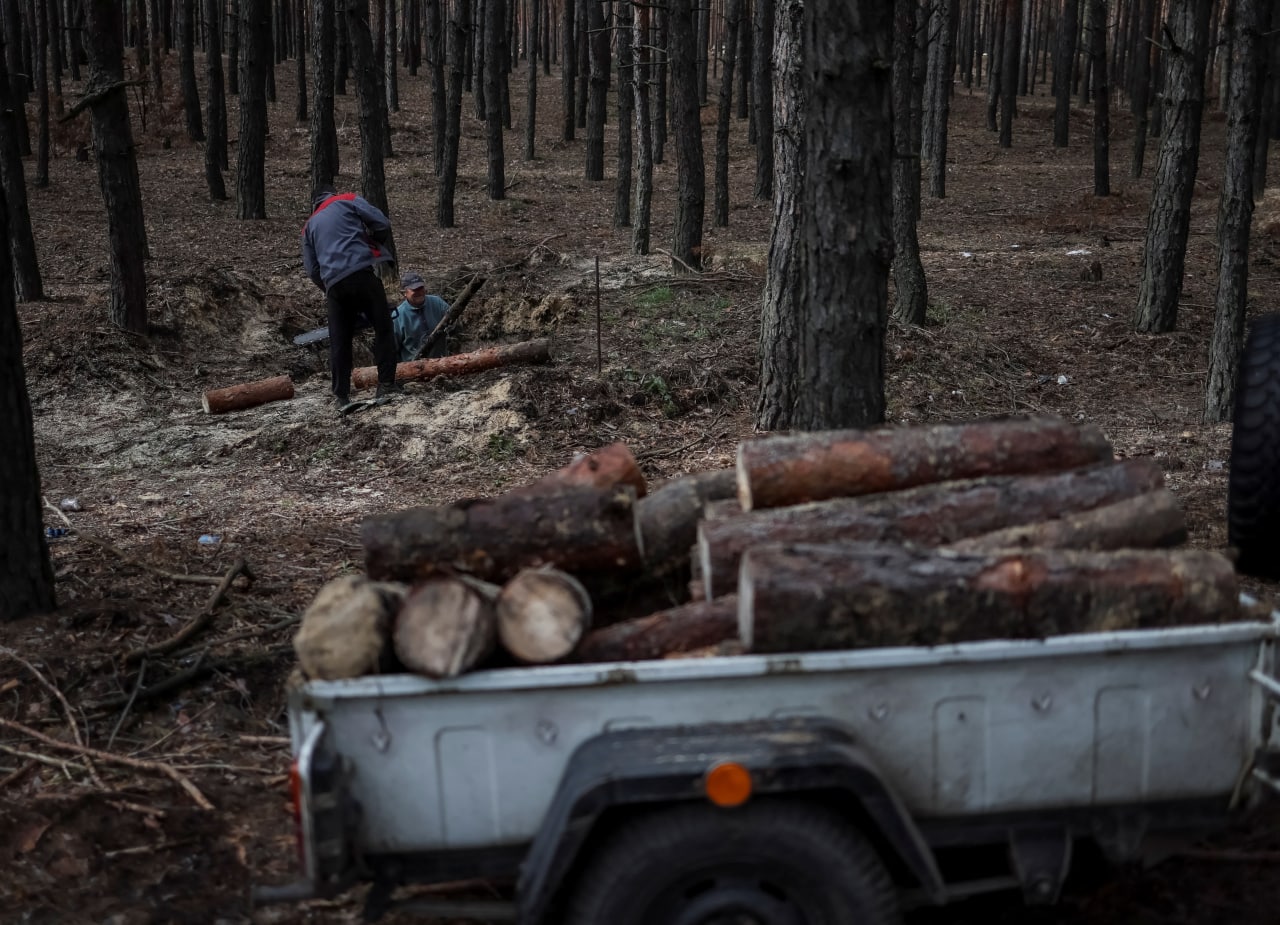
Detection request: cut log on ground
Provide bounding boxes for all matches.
[738,543,1240,653]
[497,568,593,663]
[737,415,1114,510]
[409,275,487,362]
[574,595,739,663]
[521,442,648,498]
[363,484,644,583]
[636,468,737,569]
[699,459,1166,598]
[352,337,553,389]
[201,374,295,414]
[948,490,1187,552]
[393,576,500,678]
[293,575,408,679]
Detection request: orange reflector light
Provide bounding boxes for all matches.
[704,761,752,807]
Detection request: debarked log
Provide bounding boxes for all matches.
[736,415,1114,510]
[497,567,593,663]
[362,484,645,583]
[737,543,1239,653]
[293,575,408,680]
[351,337,553,389]
[573,595,739,663]
[947,490,1187,552]
[393,576,500,678]
[201,374,295,414]
[699,459,1166,598]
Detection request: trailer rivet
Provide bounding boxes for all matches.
[869,703,890,722]
[1194,683,1212,701]
[537,720,558,745]
[1032,693,1052,712]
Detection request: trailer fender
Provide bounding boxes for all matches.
[516,718,944,924]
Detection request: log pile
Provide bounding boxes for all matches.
[293,415,1247,682]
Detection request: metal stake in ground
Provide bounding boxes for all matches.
[595,256,602,375]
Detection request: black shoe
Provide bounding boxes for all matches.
[334,393,351,407]
[375,381,404,400]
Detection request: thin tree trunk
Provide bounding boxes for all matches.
[923,0,953,197]
[228,0,240,92]
[311,0,339,186]
[561,0,574,138]
[203,0,228,197]
[584,0,607,179]
[179,0,204,139]
[713,0,740,226]
[426,0,445,174]
[1091,0,1109,195]
[751,0,772,198]
[892,0,927,325]
[632,0,652,253]
[615,0,632,224]
[998,0,1019,146]
[653,0,667,162]
[525,0,537,157]
[295,0,307,121]
[0,25,40,301]
[348,0,391,215]
[148,0,164,99]
[33,0,47,187]
[1130,0,1156,174]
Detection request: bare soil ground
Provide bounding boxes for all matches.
[4,56,1280,924]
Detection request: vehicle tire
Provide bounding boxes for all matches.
[1229,313,1280,578]
[563,800,901,925]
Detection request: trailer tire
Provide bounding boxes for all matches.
[562,800,901,925]
[1229,313,1280,578]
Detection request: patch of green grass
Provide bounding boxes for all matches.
[486,432,522,460]
[636,286,675,311]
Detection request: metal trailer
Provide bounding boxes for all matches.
[256,605,1280,924]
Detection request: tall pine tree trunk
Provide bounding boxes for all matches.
[438,0,468,225]
[1204,0,1266,421]
[179,0,204,139]
[796,0,892,429]
[923,0,953,197]
[892,0,927,325]
[204,0,228,195]
[754,0,804,429]
[34,0,48,187]
[236,0,269,218]
[1130,0,1157,174]
[1091,0,1109,195]
[348,0,391,216]
[0,27,40,301]
[998,0,1019,146]
[427,0,445,174]
[83,0,145,327]
[0,177,53,620]
[561,0,574,139]
[525,0,537,157]
[668,0,703,269]
[1133,0,1213,334]
[751,0,772,198]
[484,0,505,197]
[295,0,307,121]
[311,0,339,186]
[584,0,607,179]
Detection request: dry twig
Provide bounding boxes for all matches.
[0,716,213,810]
[123,558,253,664]
[0,647,104,788]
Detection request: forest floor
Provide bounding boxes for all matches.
[4,53,1280,925]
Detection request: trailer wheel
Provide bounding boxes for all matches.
[563,801,900,925]
[1229,313,1280,578]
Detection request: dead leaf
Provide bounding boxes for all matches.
[16,818,51,853]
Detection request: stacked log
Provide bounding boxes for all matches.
[293,415,1247,682]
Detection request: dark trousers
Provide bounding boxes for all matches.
[326,269,397,398]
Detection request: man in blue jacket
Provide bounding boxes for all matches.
[392,271,451,361]
[301,185,401,407]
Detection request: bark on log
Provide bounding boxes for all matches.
[393,576,499,678]
[574,594,739,662]
[700,459,1166,598]
[948,490,1187,552]
[362,484,644,583]
[351,337,553,389]
[201,374,294,414]
[636,468,737,568]
[737,415,1114,510]
[522,441,648,498]
[497,567,593,662]
[293,575,408,679]
[738,543,1239,653]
